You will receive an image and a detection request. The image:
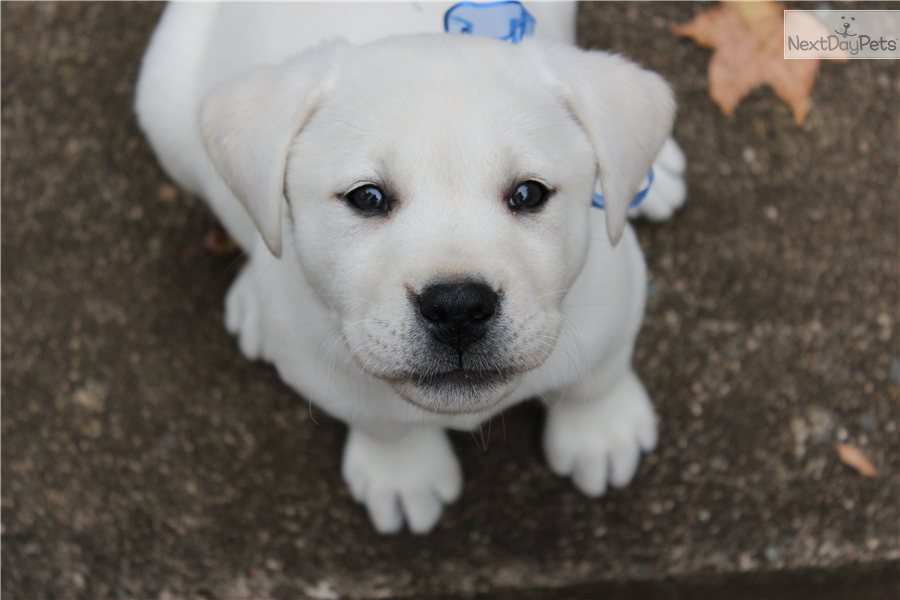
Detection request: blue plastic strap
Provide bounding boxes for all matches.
[444,1,536,43]
[591,169,655,211]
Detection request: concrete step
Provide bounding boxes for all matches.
[2,2,897,598]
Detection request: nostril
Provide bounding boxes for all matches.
[468,296,496,322]
[419,300,446,323]
[417,289,447,323]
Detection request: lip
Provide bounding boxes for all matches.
[407,368,512,387]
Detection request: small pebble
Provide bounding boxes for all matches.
[265,558,282,571]
[742,147,757,163]
[71,573,86,590]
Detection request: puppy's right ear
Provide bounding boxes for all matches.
[200,40,350,257]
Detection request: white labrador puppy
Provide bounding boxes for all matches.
[136,1,686,534]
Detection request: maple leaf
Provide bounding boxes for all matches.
[673,2,843,124]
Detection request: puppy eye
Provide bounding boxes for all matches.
[507,180,551,213]
[344,184,390,215]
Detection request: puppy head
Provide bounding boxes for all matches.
[201,35,674,413]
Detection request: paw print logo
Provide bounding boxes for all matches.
[835,15,857,38]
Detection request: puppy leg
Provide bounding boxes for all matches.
[342,424,462,534]
[543,369,657,496]
[630,137,687,222]
[225,266,263,360]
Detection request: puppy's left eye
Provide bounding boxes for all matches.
[507,180,552,213]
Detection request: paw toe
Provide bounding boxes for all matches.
[635,413,658,452]
[609,439,641,488]
[342,464,368,503]
[366,488,403,534]
[237,309,261,359]
[225,271,263,359]
[401,489,444,534]
[572,455,609,497]
[224,289,243,334]
[544,437,577,476]
[432,463,463,503]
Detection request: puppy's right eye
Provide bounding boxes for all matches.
[344,184,391,215]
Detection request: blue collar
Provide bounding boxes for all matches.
[591,169,654,211]
[444,1,653,211]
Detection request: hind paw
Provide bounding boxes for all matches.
[631,137,687,222]
[225,266,263,360]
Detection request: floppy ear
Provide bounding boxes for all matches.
[534,43,675,245]
[200,40,350,257]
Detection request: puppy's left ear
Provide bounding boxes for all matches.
[200,40,350,257]
[533,42,676,245]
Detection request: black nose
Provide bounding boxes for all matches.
[416,281,499,352]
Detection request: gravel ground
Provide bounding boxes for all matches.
[2,2,898,599]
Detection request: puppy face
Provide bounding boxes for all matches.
[201,35,675,414]
[286,40,596,412]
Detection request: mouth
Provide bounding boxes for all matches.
[387,366,521,414]
[407,368,513,388]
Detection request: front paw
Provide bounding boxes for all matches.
[225,266,262,360]
[543,372,657,497]
[342,426,462,534]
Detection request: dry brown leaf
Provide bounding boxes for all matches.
[672,2,842,124]
[836,443,878,478]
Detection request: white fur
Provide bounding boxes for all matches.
[136,2,687,533]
